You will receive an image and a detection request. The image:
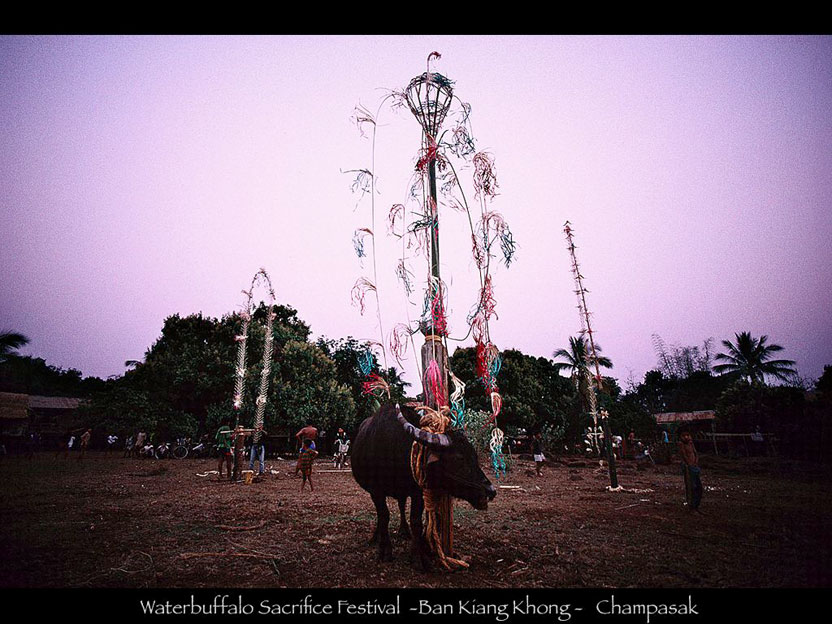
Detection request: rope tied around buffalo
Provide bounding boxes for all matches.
[408,404,469,570]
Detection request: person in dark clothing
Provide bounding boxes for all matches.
[231,425,254,482]
[532,432,545,477]
[215,421,233,480]
[678,429,702,512]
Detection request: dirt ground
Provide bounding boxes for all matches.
[0,450,830,589]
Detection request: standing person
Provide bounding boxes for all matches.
[134,431,147,458]
[123,434,134,458]
[64,432,76,459]
[297,438,318,492]
[678,429,703,513]
[107,433,118,453]
[215,420,233,481]
[626,430,637,460]
[333,429,349,469]
[532,431,545,476]
[294,424,317,476]
[77,429,92,462]
[295,424,318,449]
[248,425,268,476]
[231,425,254,481]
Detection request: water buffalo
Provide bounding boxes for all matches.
[351,402,496,568]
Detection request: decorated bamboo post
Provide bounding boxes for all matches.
[563,222,619,490]
[405,55,454,410]
[348,52,516,568]
[231,268,276,438]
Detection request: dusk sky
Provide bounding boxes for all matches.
[2,35,830,392]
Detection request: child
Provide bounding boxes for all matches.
[532,431,545,476]
[297,438,318,492]
[334,435,350,470]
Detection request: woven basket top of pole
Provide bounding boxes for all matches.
[405,71,454,139]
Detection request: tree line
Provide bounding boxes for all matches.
[2,320,829,462]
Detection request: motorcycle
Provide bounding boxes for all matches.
[154,442,171,459]
[189,436,212,459]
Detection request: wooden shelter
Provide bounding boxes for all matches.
[653,410,716,427]
[0,392,30,437]
[28,395,86,439]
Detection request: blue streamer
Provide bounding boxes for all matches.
[358,350,374,377]
[491,448,506,480]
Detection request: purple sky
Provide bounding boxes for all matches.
[2,35,830,391]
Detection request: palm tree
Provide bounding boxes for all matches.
[553,335,614,409]
[381,365,411,401]
[553,335,613,382]
[0,331,29,363]
[713,331,796,384]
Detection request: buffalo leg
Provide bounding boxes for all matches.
[397,496,411,540]
[409,491,431,571]
[371,493,393,562]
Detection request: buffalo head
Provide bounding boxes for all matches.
[396,404,497,510]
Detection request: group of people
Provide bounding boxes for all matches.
[54,428,92,461]
[214,421,268,482]
[213,421,351,492]
[123,431,151,458]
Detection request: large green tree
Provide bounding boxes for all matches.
[713,331,796,384]
[316,336,410,424]
[84,303,355,440]
[274,340,356,431]
[449,346,573,438]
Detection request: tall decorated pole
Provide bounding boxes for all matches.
[251,271,276,443]
[563,221,619,490]
[405,53,454,410]
[348,53,515,569]
[232,308,251,427]
[231,268,276,434]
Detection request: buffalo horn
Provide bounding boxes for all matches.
[395,404,451,448]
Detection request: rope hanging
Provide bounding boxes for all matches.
[407,404,469,570]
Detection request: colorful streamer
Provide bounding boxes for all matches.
[352,228,373,260]
[350,277,376,316]
[489,426,507,480]
[449,371,466,428]
[423,359,446,407]
[362,372,390,398]
[389,323,414,365]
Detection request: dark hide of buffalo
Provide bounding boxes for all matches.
[351,403,496,568]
